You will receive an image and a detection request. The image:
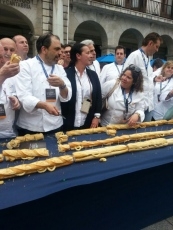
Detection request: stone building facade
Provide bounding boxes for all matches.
[0,0,173,59]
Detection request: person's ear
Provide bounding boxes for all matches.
[76,53,81,60]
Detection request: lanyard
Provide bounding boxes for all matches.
[114,62,124,75]
[36,55,55,78]
[159,77,172,94]
[122,88,133,114]
[139,48,149,74]
[75,70,92,101]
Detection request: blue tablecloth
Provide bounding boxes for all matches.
[0,124,173,211]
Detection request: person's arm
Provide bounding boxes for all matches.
[35,101,59,116]
[165,89,173,101]
[47,75,68,98]
[0,61,20,85]
[90,75,102,128]
[8,96,21,110]
[127,92,145,126]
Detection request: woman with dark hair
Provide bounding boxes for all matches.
[61,43,102,131]
[100,64,145,126]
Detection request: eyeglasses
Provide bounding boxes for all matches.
[64,51,70,54]
[129,64,141,73]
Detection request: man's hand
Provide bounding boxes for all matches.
[0,61,20,84]
[36,101,60,116]
[9,96,20,110]
[48,75,65,88]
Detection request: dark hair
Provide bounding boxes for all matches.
[61,43,65,49]
[142,32,162,46]
[152,58,164,69]
[115,45,126,54]
[120,65,143,92]
[69,43,87,66]
[64,44,72,49]
[36,33,60,53]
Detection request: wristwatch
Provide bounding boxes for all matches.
[59,84,66,90]
[94,115,100,119]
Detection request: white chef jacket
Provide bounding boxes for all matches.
[100,62,124,86]
[100,80,145,126]
[74,68,93,127]
[15,57,72,132]
[123,49,153,111]
[0,77,17,138]
[88,60,100,78]
[152,67,162,79]
[153,77,173,120]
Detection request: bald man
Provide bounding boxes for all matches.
[12,35,29,60]
[1,37,16,63]
[0,38,20,86]
[0,39,20,138]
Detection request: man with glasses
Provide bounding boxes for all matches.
[124,32,162,121]
[63,44,72,68]
[100,45,126,85]
[81,39,101,78]
[57,44,65,65]
[15,33,72,135]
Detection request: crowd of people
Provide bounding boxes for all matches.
[0,31,173,139]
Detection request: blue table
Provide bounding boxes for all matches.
[1,125,173,229]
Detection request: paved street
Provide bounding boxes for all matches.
[142,216,173,230]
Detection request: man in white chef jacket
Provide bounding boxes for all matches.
[15,33,72,135]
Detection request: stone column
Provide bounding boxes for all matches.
[101,46,116,55]
[30,35,39,56]
[53,0,64,42]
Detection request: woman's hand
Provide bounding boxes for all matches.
[154,75,165,82]
[90,117,99,128]
[127,113,140,126]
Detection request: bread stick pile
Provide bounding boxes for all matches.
[0,155,73,180]
[72,138,173,162]
[2,148,49,161]
[106,119,173,130]
[58,129,173,152]
[6,133,44,149]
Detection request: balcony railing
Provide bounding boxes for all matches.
[76,0,173,20]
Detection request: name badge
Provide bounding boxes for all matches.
[80,99,91,114]
[0,104,6,119]
[46,89,56,102]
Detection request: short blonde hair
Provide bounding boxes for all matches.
[161,60,173,75]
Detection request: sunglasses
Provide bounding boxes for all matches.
[129,64,141,73]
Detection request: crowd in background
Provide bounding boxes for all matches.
[0,31,173,139]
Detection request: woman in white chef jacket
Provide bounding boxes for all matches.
[100,64,145,126]
[153,61,173,120]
